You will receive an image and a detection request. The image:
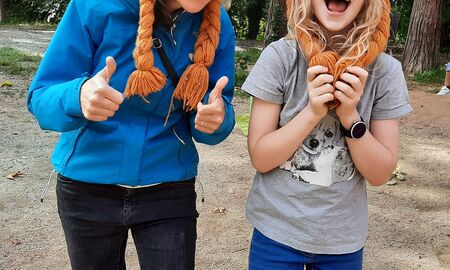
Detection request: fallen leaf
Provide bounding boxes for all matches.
[0,81,13,88]
[212,207,227,214]
[395,173,405,181]
[11,239,22,245]
[6,171,25,180]
[386,179,397,186]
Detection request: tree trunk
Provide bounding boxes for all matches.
[402,0,443,74]
[246,0,266,39]
[0,0,6,22]
[264,0,287,47]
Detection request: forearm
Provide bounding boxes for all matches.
[28,77,89,132]
[346,132,398,186]
[250,108,321,173]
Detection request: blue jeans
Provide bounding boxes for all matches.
[56,174,198,270]
[249,229,363,270]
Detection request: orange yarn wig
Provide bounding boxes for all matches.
[124,0,221,111]
[286,0,391,108]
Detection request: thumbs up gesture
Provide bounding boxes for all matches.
[80,56,124,122]
[195,76,229,134]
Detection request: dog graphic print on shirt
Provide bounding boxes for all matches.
[280,115,357,186]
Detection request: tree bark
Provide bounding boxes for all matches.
[402,0,443,74]
[264,0,287,47]
[0,0,6,22]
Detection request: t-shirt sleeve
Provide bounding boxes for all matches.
[371,60,413,120]
[241,43,286,104]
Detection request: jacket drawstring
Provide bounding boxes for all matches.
[198,178,205,202]
[40,169,56,202]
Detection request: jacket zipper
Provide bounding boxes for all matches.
[169,10,186,46]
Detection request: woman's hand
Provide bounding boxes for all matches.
[80,56,124,122]
[334,66,368,128]
[195,76,229,134]
[305,65,335,120]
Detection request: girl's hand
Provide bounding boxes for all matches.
[305,66,335,119]
[80,56,124,122]
[334,66,368,128]
[195,76,229,134]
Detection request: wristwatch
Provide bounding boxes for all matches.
[340,117,367,139]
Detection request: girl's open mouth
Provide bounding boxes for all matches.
[325,0,351,13]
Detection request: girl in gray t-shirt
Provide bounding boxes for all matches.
[241,0,412,269]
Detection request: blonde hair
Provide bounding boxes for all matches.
[125,0,221,112]
[286,0,391,108]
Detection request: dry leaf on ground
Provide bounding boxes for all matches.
[6,171,25,180]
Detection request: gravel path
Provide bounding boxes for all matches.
[0,27,54,56]
[1,25,449,270]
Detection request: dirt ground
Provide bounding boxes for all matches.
[0,28,450,270]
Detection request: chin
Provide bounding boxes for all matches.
[179,0,211,13]
[313,0,364,34]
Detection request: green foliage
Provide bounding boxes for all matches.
[230,1,249,38]
[235,48,262,87]
[413,68,445,84]
[265,1,287,45]
[235,97,253,136]
[235,113,250,136]
[391,0,414,45]
[235,69,249,88]
[0,47,41,76]
[5,0,69,23]
[236,48,262,68]
[246,0,267,39]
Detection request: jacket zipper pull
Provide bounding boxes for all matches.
[170,24,177,46]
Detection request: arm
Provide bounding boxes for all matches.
[248,98,321,173]
[189,8,236,145]
[335,65,410,186]
[27,0,94,132]
[248,66,335,173]
[345,117,399,186]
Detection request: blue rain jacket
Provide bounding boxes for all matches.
[27,0,236,186]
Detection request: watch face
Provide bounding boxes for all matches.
[351,122,367,138]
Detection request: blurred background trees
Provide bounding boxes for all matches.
[0,0,449,75]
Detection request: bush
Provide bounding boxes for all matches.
[413,68,445,84]
[235,48,262,87]
[5,0,69,23]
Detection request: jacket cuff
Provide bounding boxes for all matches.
[213,96,235,135]
[63,76,90,118]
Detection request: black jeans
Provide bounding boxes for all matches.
[56,174,198,270]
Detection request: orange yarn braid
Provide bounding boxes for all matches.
[173,0,221,111]
[125,0,222,111]
[287,0,391,108]
[125,0,167,101]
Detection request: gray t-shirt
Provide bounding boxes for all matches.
[241,38,412,254]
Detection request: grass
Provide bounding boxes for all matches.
[0,20,56,31]
[236,48,262,66]
[234,48,261,136]
[235,113,250,136]
[0,47,41,76]
[413,68,445,84]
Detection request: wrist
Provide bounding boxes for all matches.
[339,109,360,129]
[303,104,325,124]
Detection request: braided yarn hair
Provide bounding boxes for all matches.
[286,0,391,108]
[124,0,221,111]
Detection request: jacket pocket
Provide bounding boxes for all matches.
[61,126,86,170]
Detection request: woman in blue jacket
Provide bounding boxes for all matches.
[27,0,235,269]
